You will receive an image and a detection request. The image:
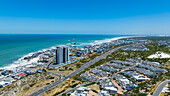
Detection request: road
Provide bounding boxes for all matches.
[153,80,170,96]
[47,71,64,80]
[58,86,79,96]
[29,45,127,96]
[41,57,64,80]
[41,57,55,70]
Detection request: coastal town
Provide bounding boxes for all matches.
[0,37,169,96]
[1,0,170,96]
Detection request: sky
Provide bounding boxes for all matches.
[0,0,170,35]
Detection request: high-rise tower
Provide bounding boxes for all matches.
[55,47,63,64]
[55,47,69,64]
[63,47,69,63]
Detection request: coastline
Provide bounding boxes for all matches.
[0,36,130,70]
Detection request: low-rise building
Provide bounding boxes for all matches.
[70,87,91,96]
[81,72,98,82]
[0,81,11,88]
[111,74,136,90]
[100,90,110,96]
[89,69,110,77]
[141,61,160,66]
[98,78,117,94]
[12,72,27,80]
[121,71,149,82]
[39,55,50,61]
[138,63,166,73]
[111,60,134,66]
[132,75,149,82]
[129,67,158,78]
[1,70,13,76]
[96,65,118,73]
[120,44,149,51]
[104,63,127,69]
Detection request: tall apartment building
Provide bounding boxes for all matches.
[63,47,69,63]
[55,47,69,64]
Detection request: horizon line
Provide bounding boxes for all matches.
[0,34,169,37]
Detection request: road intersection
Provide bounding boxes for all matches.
[29,45,127,96]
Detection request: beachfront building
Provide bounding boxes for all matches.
[0,81,11,88]
[63,47,69,63]
[56,47,63,64]
[55,47,69,64]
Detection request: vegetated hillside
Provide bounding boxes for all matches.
[0,73,57,96]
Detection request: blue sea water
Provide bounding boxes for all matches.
[0,34,130,68]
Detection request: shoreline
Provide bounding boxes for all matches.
[0,36,131,70]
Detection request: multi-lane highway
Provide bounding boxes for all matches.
[29,45,127,96]
[153,80,170,96]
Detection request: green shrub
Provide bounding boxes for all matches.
[53,89,65,96]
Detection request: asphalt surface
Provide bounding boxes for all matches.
[47,71,63,80]
[29,45,127,96]
[58,86,79,96]
[41,57,55,70]
[41,57,63,80]
[153,80,170,96]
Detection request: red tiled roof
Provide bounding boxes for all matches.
[19,73,26,77]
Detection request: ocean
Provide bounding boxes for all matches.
[0,34,130,69]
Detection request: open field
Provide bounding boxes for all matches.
[88,84,100,91]
[40,77,81,96]
[0,73,59,96]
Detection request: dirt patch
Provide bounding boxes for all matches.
[87,90,98,96]
[40,78,81,96]
[88,84,100,91]
[111,80,123,94]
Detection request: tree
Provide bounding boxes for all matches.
[62,93,67,96]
